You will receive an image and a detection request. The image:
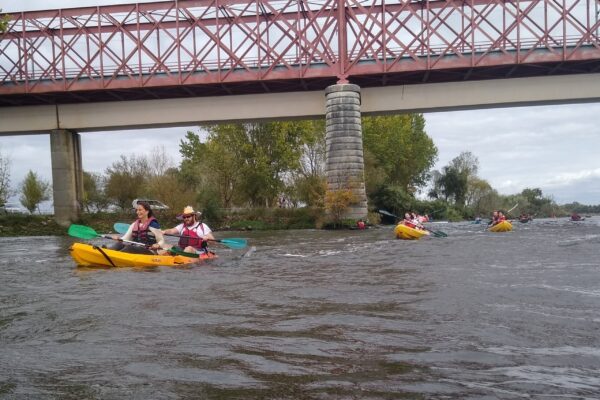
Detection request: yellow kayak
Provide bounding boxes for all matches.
[69,242,217,268]
[489,220,513,232]
[394,223,430,240]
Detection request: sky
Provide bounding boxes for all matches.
[2,0,600,206]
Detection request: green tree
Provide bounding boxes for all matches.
[0,11,9,34]
[362,114,438,192]
[429,151,479,207]
[179,129,243,209]
[82,171,110,213]
[519,187,553,215]
[0,149,11,204]
[181,121,318,208]
[465,177,495,216]
[104,154,149,210]
[19,170,51,213]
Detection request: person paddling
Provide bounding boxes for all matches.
[161,206,215,255]
[112,200,164,254]
[403,212,424,229]
[488,210,506,227]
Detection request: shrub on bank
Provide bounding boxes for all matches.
[0,214,65,237]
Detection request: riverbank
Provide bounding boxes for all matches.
[0,207,365,236]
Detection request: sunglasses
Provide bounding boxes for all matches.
[183,214,194,219]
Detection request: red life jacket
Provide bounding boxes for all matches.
[178,222,206,250]
[132,217,158,245]
[403,219,416,228]
[357,221,366,230]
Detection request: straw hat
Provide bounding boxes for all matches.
[178,205,201,219]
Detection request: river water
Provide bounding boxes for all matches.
[1,218,599,399]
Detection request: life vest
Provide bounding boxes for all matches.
[178,222,206,250]
[132,217,158,245]
[403,219,416,228]
[357,220,366,230]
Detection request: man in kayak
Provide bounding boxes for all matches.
[161,206,216,255]
[112,200,165,254]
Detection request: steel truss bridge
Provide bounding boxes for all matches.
[1,0,600,107]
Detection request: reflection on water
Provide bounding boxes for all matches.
[1,218,599,399]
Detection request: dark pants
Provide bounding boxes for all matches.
[109,242,155,255]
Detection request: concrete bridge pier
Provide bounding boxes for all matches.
[324,83,368,220]
[50,129,83,226]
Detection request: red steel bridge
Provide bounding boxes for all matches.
[1,0,600,107]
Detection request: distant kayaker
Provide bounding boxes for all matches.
[356,219,366,230]
[112,200,165,254]
[161,206,215,255]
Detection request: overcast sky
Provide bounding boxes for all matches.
[2,0,600,206]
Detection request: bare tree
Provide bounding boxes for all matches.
[148,145,175,178]
[0,149,12,204]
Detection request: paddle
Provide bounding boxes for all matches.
[67,224,149,248]
[377,210,447,238]
[167,246,203,258]
[114,223,248,250]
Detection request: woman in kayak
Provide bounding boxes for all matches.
[161,206,215,255]
[112,200,165,254]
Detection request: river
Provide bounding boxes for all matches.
[1,218,599,399]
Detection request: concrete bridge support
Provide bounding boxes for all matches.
[50,129,83,226]
[324,84,368,220]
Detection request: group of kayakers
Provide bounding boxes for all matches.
[112,201,216,255]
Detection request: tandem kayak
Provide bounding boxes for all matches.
[69,242,217,268]
[394,223,430,240]
[488,220,513,232]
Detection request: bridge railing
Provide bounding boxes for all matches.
[1,0,599,94]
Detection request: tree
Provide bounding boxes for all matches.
[179,129,243,209]
[324,188,356,228]
[362,114,438,193]
[289,120,327,207]
[104,154,149,210]
[0,149,11,205]
[465,177,497,216]
[19,170,51,213]
[449,151,479,178]
[0,11,9,34]
[429,151,479,207]
[434,165,466,205]
[82,171,111,213]
[180,121,318,208]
